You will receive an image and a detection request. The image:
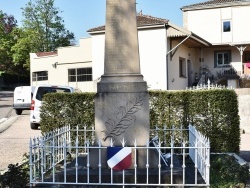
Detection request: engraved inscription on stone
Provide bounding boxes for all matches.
[104,0,140,75]
[98,82,147,93]
[102,94,146,141]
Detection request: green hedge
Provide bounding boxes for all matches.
[40,93,95,133]
[149,90,240,153]
[40,89,240,153]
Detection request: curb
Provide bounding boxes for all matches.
[0,116,19,133]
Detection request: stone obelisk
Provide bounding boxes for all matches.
[94,0,150,168]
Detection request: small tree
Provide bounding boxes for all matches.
[0,11,18,73]
[21,0,75,52]
[11,0,75,72]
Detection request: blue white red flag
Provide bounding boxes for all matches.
[107,147,132,171]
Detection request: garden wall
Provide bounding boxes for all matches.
[235,88,250,133]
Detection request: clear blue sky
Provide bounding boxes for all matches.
[0,0,202,43]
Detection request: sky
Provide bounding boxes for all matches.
[0,0,203,44]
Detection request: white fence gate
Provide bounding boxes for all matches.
[29,124,210,187]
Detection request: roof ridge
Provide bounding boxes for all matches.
[182,0,250,9]
[36,51,58,57]
[136,12,168,23]
[87,13,169,33]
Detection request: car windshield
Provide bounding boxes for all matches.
[36,87,71,101]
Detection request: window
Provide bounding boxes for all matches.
[223,21,231,32]
[214,51,231,67]
[36,87,71,101]
[244,51,250,62]
[32,71,48,81]
[68,68,92,82]
[179,58,187,77]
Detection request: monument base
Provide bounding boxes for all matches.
[94,79,150,168]
[89,147,159,169]
[95,91,149,146]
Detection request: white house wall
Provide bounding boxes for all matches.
[168,41,197,90]
[30,37,95,92]
[92,34,105,85]
[185,9,221,44]
[138,28,167,90]
[57,38,92,63]
[184,5,250,45]
[91,28,168,91]
[232,6,250,42]
[195,46,241,76]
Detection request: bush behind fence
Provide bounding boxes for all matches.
[40,89,240,153]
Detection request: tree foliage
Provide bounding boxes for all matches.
[0,11,18,74]
[21,0,75,52]
[1,0,75,76]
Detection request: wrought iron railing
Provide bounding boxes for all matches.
[29,124,210,187]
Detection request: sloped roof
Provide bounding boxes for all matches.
[36,52,57,57]
[167,22,211,47]
[181,0,250,10]
[87,12,210,47]
[87,13,168,33]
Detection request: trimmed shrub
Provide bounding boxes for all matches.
[40,89,240,153]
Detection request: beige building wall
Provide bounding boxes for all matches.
[30,37,94,92]
[138,29,167,90]
[184,4,250,45]
[168,41,198,90]
[91,28,169,91]
[185,9,222,44]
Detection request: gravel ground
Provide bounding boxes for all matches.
[0,112,41,173]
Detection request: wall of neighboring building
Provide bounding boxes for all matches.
[184,4,250,44]
[92,34,105,86]
[168,40,198,90]
[30,37,95,92]
[184,8,221,44]
[138,28,167,90]
[92,28,168,91]
[196,46,241,77]
[235,88,250,133]
[30,54,57,86]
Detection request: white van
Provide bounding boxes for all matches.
[30,85,74,129]
[13,86,35,115]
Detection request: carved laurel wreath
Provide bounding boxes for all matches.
[102,94,145,141]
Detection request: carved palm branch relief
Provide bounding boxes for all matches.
[103,94,145,141]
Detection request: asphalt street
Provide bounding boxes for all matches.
[0,91,16,132]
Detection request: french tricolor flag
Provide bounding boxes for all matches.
[107,147,132,171]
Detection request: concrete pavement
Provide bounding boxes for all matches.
[240,133,250,162]
[0,111,41,173]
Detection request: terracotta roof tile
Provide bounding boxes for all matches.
[87,13,168,33]
[36,52,57,57]
[182,0,250,9]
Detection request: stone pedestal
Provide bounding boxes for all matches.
[94,77,150,168]
[92,0,150,169]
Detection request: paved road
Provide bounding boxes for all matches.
[0,91,41,173]
[0,91,16,120]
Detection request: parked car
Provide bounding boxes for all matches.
[13,86,35,115]
[30,85,74,129]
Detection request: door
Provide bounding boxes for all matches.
[187,60,192,87]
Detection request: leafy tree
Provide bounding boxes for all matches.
[0,10,16,34]
[21,0,75,52]
[0,11,17,74]
[11,28,35,71]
